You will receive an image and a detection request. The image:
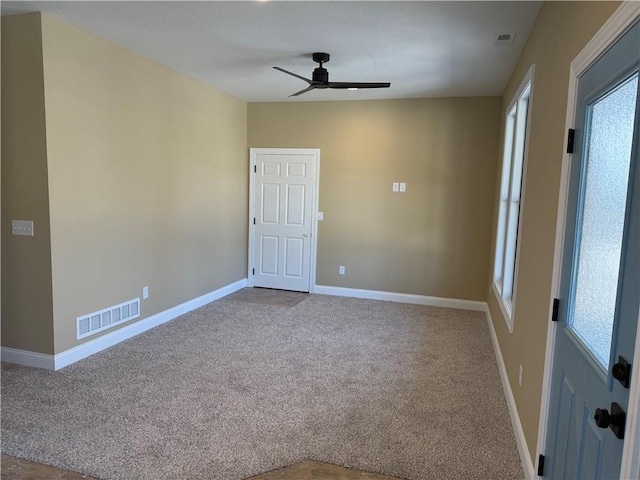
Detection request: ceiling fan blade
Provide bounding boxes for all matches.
[273,67,312,85]
[327,82,391,89]
[289,85,319,97]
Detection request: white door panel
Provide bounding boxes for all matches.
[284,237,304,278]
[286,185,306,225]
[250,149,319,292]
[260,236,279,276]
[261,184,280,224]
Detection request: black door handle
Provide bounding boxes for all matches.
[594,408,613,428]
[594,403,626,439]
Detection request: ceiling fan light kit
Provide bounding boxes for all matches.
[273,52,391,97]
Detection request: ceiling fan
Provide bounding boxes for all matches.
[273,52,391,97]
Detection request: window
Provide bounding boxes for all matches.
[493,66,534,332]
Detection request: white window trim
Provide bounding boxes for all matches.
[493,64,535,333]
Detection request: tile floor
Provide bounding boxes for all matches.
[0,456,402,480]
[248,461,403,479]
[1,455,96,480]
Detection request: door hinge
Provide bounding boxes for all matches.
[253,217,256,225]
[567,129,575,154]
[537,454,545,476]
[551,298,560,322]
[254,165,257,173]
[252,268,255,275]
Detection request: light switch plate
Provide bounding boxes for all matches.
[400,183,407,192]
[392,182,399,192]
[317,212,324,221]
[143,286,149,299]
[12,220,34,236]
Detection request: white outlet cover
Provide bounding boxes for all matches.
[339,266,345,275]
[392,182,399,192]
[317,212,324,221]
[400,182,407,192]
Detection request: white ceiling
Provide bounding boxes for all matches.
[1,1,542,102]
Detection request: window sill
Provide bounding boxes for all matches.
[492,282,514,334]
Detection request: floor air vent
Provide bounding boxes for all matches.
[76,298,140,340]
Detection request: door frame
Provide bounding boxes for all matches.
[537,3,640,478]
[248,148,320,293]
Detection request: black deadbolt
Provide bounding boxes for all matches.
[594,402,626,439]
[612,356,631,388]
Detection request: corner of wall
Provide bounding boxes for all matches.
[36,14,248,354]
[1,12,55,355]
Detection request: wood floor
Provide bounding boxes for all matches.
[0,455,402,480]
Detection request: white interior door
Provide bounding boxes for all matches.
[250,148,319,292]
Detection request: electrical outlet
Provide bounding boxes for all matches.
[339,266,345,275]
[392,182,399,192]
[519,364,523,386]
[143,286,149,299]
[317,212,324,221]
[399,182,406,192]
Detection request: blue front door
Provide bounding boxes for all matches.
[544,21,639,479]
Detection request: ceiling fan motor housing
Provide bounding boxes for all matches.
[313,67,329,83]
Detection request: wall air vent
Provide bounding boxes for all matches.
[76,298,140,340]
[493,32,516,46]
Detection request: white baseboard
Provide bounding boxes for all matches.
[1,347,55,370]
[313,285,486,311]
[1,278,248,371]
[484,304,536,479]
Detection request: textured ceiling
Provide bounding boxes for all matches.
[1,1,542,102]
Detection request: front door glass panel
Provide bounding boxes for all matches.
[569,72,638,370]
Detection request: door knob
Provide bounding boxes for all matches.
[594,402,626,439]
[594,408,613,428]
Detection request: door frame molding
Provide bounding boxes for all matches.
[248,148,321,293]
[537,3,640,478]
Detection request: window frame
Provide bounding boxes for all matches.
[493,65,535,333]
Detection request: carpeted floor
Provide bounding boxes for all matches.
[1,293,523,480]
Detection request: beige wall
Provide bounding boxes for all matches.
[249,98,501,300]
[486,1,622,463]
[39,14,248,353]
[1,13,248,354]
[1,13,55,354]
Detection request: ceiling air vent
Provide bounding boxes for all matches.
[493,32,516,47]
